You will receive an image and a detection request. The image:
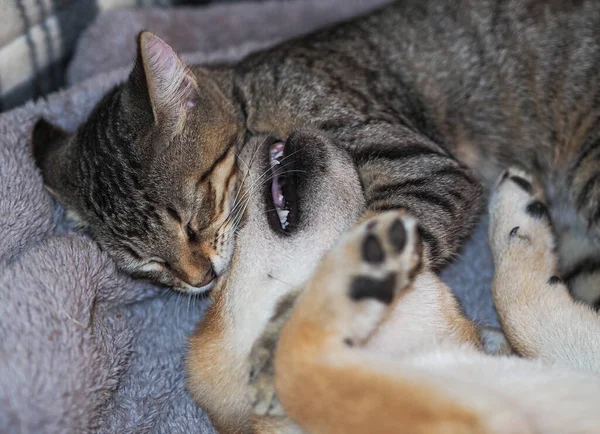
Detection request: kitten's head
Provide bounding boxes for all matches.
[32,32,245,293]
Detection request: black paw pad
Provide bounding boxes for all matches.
[388,219,406,252]
[526,201,549,220]
[362,234,385,264]
[547,276,562,285]
[349,274,397,304]
[509,226,520,237]
[510,176,532,193]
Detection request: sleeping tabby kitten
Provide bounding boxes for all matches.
[33,0,600,308]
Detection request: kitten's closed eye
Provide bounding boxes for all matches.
[167,207,182,223]
[139,257,168,272]
[186,223,198,242]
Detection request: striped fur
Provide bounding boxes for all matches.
[33,33,245,294]
[32,1,600,430]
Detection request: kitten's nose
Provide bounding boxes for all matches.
[172,252,217,288]
[177,265,215,289]
[192,267,216,288]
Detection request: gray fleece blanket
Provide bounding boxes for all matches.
[0,1,498,433]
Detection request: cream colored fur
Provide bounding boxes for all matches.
[271,169,600,434]
[186,153,600,432]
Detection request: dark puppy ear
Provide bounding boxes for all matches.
[31,118,79,206]
[31,118,69,168]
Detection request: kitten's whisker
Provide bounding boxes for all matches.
[158,288,175,319]
[219,135,268,232]
[222,168,306,233]
[220,134,301,232]
[227,147,305,219]
[225,162,304,220]
[187,290,192,319]
[220,169,272,226]
[267,273,296,288]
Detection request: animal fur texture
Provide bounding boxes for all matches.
[1,2,394,433]
[28,1,600,433]
[253,168,600,433]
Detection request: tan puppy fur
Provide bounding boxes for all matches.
[250,169,600,434]
[186,135,366,434]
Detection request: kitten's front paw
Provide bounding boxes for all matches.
[248,293,297,417]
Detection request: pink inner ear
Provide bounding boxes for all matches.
[141,33,197,113]
[145,36,178,72]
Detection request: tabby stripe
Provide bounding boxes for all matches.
[199,139,236,182]
[123,245,143,260]
[319,118,354,132]
[564,257,600,282]
[417,225,442,266]
[592,205,600,226]
[166,207,182,223]
[370,203,406,213]
[569,133,600,184]
[232,78,250,126]
[205,180,216,220]
[401,190,455,216]
[370,178,429,201]
[352,144,444,163]
[446,189,465,202]
[371,184,455,216]
[575,172,600,211]
[432,166,478,185]
[218,162,238,216]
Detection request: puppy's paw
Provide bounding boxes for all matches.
[489,167,555,265]
[489,167,567,302]
[316,210,422,346]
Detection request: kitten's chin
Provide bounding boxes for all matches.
[176,278,217,295]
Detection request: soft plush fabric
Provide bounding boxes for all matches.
[0,0,270,112]
[0,1,498,433]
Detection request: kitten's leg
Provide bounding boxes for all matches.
[321,123,485,270]
[270,211,528,434]
[489,168,600,373]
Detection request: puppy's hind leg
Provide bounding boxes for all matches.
[489,168,600,373]
[273,211,495,434]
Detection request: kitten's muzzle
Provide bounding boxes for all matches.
[170,261,217,293]
[192,267,217,288]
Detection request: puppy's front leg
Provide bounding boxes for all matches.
[489,168,600,373]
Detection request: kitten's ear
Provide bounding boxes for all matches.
[129,31,198,124]
[31,118,79,206]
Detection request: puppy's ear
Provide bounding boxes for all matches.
[32,118,69,158]
[31,118,79,207]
